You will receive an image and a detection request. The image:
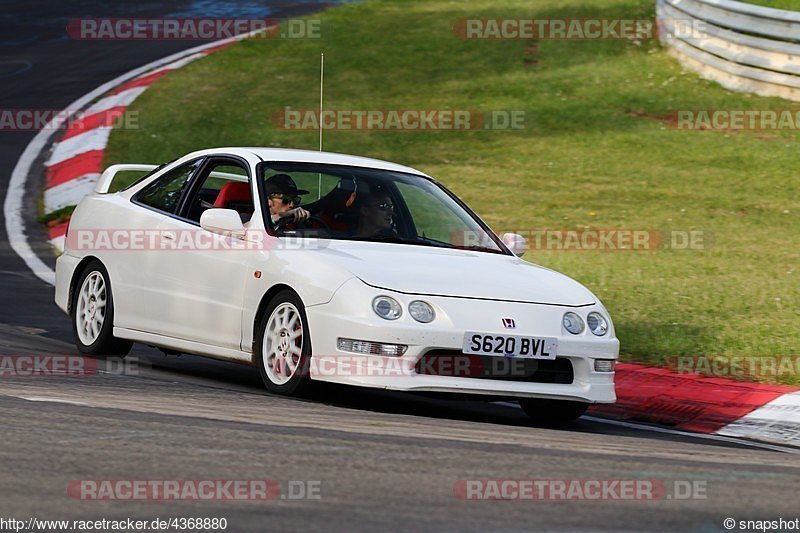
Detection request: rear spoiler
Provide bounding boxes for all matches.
[95,164,158,194]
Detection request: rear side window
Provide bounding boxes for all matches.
[134,158,203,214]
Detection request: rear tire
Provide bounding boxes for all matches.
[70,260,132,357]
[254,290,313,396]
[518,398,589,424]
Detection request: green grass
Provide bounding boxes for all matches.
[739,0,798,9]
[104,0,800,383]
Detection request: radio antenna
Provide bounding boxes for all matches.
[319,52,324,152]
[318,52,324,199]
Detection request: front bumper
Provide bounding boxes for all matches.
[305,278,618,403]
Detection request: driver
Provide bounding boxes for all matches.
[264,174,311,225]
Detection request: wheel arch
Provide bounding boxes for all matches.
[68,255,103,314]
[252,283,303,351]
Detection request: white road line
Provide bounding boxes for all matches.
[494,401,800,454]
[17,395,89,406]
[146,52,208,74]
[581,415,800,454]
[4,31,263,285]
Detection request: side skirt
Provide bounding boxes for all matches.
[114,327,254,366]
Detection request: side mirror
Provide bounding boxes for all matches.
[501,232,528,257]
[200,208,246,238]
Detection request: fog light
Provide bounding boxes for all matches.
[337,338,407,356]
[594,359,615,372]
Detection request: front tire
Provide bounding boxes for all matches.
[70,260,132,357]
[254,290,313,396]
[518,398,589,424]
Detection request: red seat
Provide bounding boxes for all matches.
[214,181,252,209]
[318,188,358,232]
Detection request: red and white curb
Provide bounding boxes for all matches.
[4,30,267,278]
[588,363,800,447]
[42,45,236,253]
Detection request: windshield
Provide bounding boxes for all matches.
[258,162,507,254]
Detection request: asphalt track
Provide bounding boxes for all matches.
[1,2,799,532]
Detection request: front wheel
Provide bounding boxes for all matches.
[518,398,589,424]
[254,290,313,396]
[70,260,132,357]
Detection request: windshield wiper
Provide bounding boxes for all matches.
[414,236,455,248]
[416,235,505,254]
[353,234,439,247]
[452,244,506,255]
[354,234,504,254]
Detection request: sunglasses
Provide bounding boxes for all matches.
[374,202,394,211]
[270,194,301,205]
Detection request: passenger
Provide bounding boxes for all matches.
[353,190,396,238]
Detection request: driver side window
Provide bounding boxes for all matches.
[183,160,253,224]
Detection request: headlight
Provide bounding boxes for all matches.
[563,312,585,335]
[372,296,402,320]
[408,300,435,323]
[587,312,608,336]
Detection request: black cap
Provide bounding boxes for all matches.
[264,174,309,196]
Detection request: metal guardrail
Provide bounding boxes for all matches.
[657,0,800,101]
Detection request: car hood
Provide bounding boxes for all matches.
[310,241,596,306]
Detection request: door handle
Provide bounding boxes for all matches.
[161,231,176,241]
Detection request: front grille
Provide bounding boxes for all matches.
[415,350,574,384]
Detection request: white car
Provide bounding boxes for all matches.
[55,147,618,422]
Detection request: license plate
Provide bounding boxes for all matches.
[463,332,558,360]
